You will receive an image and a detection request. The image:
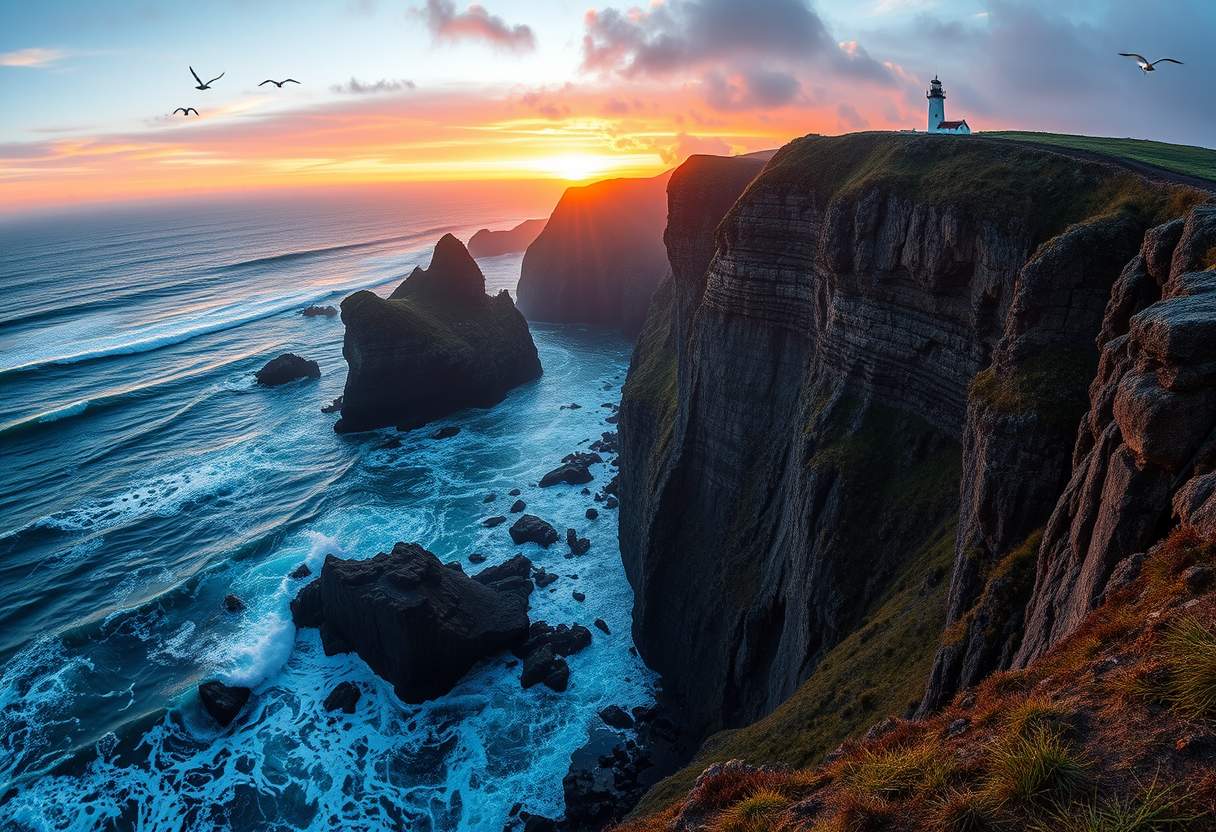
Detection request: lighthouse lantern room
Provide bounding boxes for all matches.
[926,76,970,135]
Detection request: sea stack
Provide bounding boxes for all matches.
[335,234,542,433]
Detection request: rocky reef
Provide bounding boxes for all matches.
[467,219,546,258]
[291,542,534,703]
[517,172,673,335]
[334,234,541,433]
[618,132,1208,747]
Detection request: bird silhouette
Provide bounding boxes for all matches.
[190,66,225,89]
[258,78,300,88]
[1119,53,1184,73]
[173,107,200,116]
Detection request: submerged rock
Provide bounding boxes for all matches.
[323,681,361,714]
[321,396,344,414]
[510,499,526,513]
[222,594,245,613]
[289,563,312,579]
[432,426,461,439]
[509,514,559,547]
[334,234,541,433]
[199,681,251,727]
[599,705,635,729]
[301,305,338,318]
[289,542,532,703]
[255,353,320,387]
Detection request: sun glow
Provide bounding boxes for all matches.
[539,153,614,181]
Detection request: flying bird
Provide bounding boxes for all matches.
[1119,53,1184,73]
[190,66,225,89]
[173,107,200,116]
[258,78,300,88]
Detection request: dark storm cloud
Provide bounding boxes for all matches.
[420,0,536,52]
[704,69,802,111]
[581,0,891,83]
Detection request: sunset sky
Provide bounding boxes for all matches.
[1,0,1212,212]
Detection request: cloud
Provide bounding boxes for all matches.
[703,68,801,111]
[331,78,416,95]
[421,0,536,52]
[0,48,66,68]
[836,102,870,131]
[657,132,733,165]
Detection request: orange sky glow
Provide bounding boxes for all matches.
[0,81,917,212]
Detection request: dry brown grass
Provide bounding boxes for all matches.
[615,526,1216,832]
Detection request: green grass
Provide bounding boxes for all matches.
[984,132,1216,183]
[969,350,1097,428]
[1161,615,1216,721]
[756,133,1204,252]
[712,788,792,832]
[1029,776,1195,832]
[984,727,1090,807]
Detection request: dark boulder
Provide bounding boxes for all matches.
[599,705,635,729]
[199,681,251,727]
[585,507,598,520]
[508,488,521,496]
[483,493,496,503]
[255,353,320,387]
[534,568,558,588]
[289,542,532,703]
[594,618,610,634]
[468,552,487,564]
[510,499,526,513]
[222,594,246,613]
[483,515,507,528]
[433,426,461,439]
[334,234,541,433]
[521,646,569,692]
[572,590,585,603]
[289,563,312,580]
[323,681,361,714]
[514,621,592,660]
[301,305,338,318]
[321,396,344,414]
[566,528,591,556]
[539,453,602,488]
[509,514,559,547]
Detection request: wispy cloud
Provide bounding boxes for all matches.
[330,78,417,95]
[420,0,536,52]
[0,48,67,68]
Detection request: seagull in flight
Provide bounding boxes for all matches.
[173,107,200,116]
[258,78,300,88]
[1119,53,1184,73]
[190,66,224,89]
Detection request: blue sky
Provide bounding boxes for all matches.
[1,0,1212,209]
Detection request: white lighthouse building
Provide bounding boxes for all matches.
[926,76,970,134]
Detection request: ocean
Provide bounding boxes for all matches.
[0,185,653,830]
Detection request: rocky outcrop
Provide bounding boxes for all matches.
[335,234,541,433]
[618,132,1204,739]
[1014,204,1216,665]
[255,353,320,386]
[517,172,673,335]
[199,681,251,727]
[291,543,533,703]
[467,219,546,258]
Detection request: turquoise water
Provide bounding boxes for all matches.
[0,190,653,830]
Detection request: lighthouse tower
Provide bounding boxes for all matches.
[926,76,970,134]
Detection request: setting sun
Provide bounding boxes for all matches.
[540,152,613,181]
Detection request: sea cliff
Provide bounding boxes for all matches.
[617,131,1208,753]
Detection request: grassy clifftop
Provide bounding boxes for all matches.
[984,131,1216,182]
[752,132,1205,247]
[618,526,1216,831]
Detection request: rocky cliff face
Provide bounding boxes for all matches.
[335,234,541,433]
[1014,204,1216,665]
[517,172,672,335]
[618,132,1205,739]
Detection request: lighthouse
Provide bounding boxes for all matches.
[926,76,970,135]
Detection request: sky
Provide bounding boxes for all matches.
[0,0,1212,212]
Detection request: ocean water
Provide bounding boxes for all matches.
[0,186,653,831]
